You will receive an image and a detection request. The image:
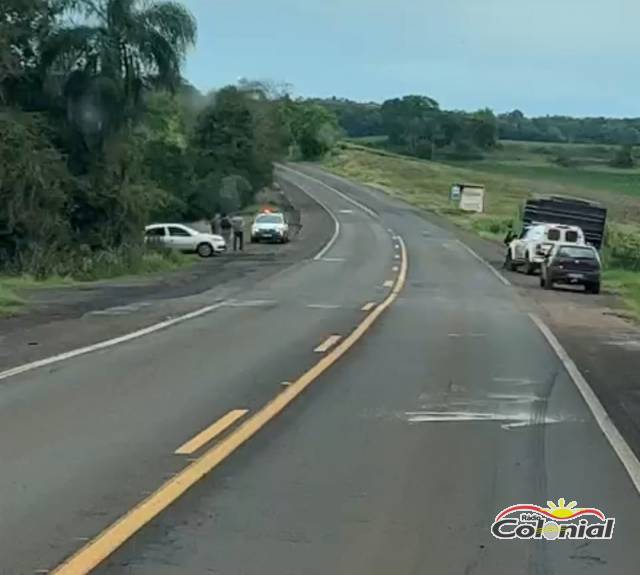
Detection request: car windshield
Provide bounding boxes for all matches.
[557,246,597,259]
[255,214,283,224]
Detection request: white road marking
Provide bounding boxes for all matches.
[455,240,511,286]
[314,335,342,353]
[447,333,487,338]
[280,381,291,387]
[277,169,341,261]
[0,301,228,382]
[604,339,640,350]
[361,302,377,312]
[493,377,544,385]
[277,164,379,219]
[529,312,640,493]
[383,280,394,288]
[405,410,564,428]
[394,244,400,250]
[225,299,276,307]
[339,209,354,214]
[306,304,341,310]
[394,254,400,260]
[320,257,346,262]
[392,266,399,272]
[89,302,152,316]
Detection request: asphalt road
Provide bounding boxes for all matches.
[2,165,639,574]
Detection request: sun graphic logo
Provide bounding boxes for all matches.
[491,498,615,541]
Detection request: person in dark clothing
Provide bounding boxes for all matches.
[220,213,232,245]
[231,215,244,251]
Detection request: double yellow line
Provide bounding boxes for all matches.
[51,237,408,575]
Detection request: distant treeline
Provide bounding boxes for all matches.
[308,96,498,160]
[310,97,640,148]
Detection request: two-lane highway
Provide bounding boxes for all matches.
[0,171,398,575]
[2,165,639,575]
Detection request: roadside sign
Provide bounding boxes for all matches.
[459,185,485,213]
[450,185,461,202]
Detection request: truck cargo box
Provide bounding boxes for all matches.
[523,196,607,249]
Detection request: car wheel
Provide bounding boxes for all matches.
[586,282,601,294]
[197,242,213,258]
[504,250,516,271]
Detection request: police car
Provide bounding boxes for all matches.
[250,211,289,243]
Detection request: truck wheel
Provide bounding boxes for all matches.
[586,282,601,294]
[504,251,516,271]
[524,254,536,275]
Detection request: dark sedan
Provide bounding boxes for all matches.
[540,244,601,293]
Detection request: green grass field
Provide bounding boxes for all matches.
[323,142,640,317]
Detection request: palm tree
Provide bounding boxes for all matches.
[41,0,196,133]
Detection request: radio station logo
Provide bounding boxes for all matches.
[491,498,615,541]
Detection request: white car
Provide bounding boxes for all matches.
[250,212,289,243]
[504,223,585,274]
[144,223,226,257]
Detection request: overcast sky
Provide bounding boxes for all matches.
[181,0,637,117]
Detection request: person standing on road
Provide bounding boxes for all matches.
[220,213,231,245]
[231,214,245,251]
[211,213,222,235]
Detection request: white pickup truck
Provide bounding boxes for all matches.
[504,223,586,274]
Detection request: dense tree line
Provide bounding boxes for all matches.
[313,95,498,159]
[312,96,640,149]
[497,110,640,145]
[1,0,337,278]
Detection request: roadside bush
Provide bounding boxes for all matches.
[610,145,635,169]
[605,226,640,270]
[0,111,72,277]
[552,152,577,167]
[471,216,513,237]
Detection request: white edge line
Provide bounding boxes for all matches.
[277,164,379,219]
[455,240,511,286]
[276,168,340,261]
[529,312,640,494]
[0,301,228,382]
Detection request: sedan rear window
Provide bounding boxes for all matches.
[557,246,597,259]
[146,227,165,237]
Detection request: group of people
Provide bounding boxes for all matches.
[211,213,245,251]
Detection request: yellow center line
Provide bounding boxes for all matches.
[361,302,376,312]
[50,237,408,575]
[175,409,248,455]
[313,334,342,353]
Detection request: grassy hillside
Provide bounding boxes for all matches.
[323,142,640,315]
